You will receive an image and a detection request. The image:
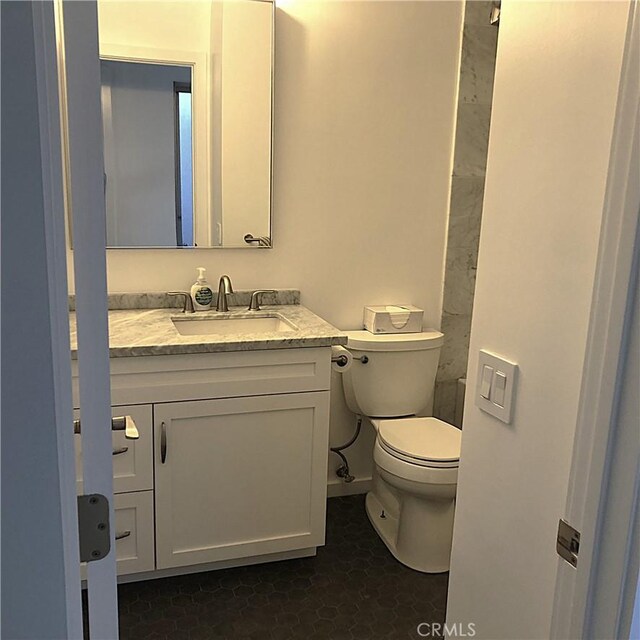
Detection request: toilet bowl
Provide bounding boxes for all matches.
[368,417,460,573]
[339,330,461,573]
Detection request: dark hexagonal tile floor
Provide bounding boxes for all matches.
[93,495,448,639]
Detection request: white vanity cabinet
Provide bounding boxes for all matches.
[72,346,332,580]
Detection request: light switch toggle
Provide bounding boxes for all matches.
[480,365,493,399]
[475,350,519,424]
[493,371,507,407]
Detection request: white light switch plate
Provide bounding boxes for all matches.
[475,350,518,423]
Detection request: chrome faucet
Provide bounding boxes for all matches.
[216,275,234,312]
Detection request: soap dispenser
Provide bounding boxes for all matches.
[191,267,213,311]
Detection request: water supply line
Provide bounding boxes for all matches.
[330,416,363,483]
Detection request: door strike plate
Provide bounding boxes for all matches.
[557,518,580,568]
[77,494,111,563]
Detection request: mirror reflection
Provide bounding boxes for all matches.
[101,60,194,247]
[95,0,274,249]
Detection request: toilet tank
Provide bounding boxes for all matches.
[341,330,444,418]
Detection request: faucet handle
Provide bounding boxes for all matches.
[248,290,276,311]
[168,291,195,314]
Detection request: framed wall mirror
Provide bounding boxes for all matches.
[71,0,274,249]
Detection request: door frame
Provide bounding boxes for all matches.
[550,1,640,637]
[30,1,83,635]
[59,0,121,635]
[36,0,120,636]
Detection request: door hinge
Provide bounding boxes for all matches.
[557,518,580,568]
[77,494,111,563]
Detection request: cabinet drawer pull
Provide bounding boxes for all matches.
[73,415,139,440]
[112,446,128,456]
[161,421,167,464]
[115,530,131,541]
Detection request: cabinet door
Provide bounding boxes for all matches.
[75,404,153,494]
[154,392,330,569]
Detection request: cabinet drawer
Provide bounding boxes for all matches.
[75,404,153,494]
[72,348,331,406]
[81,490,155,579]
[111,491,155,575]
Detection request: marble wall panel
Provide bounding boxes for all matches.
[435,1,498,426]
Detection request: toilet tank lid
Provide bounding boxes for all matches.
[345,330,444,351]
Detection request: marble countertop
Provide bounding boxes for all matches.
[69,305,347,358]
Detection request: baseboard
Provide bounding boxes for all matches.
[114,547,317,584]
[327,476,372,498]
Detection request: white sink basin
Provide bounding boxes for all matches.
[172,314,297,336]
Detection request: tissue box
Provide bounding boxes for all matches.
[363,305,423,334]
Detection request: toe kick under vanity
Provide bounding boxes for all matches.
[69,291,347,582]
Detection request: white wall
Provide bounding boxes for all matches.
[72,1,464,488]
[446,2,630,638]
[98,0,212,53]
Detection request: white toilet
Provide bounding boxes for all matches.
[340,330,461,573]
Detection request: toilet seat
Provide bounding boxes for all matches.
[372,417,461,469]
[374,439,458,486]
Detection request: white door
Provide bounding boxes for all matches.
[446,2,639,639]
[55,0,119,637]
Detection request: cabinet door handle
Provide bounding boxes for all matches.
[112,446,128,456]
[161,421,167,464]
[115,530,131,541]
